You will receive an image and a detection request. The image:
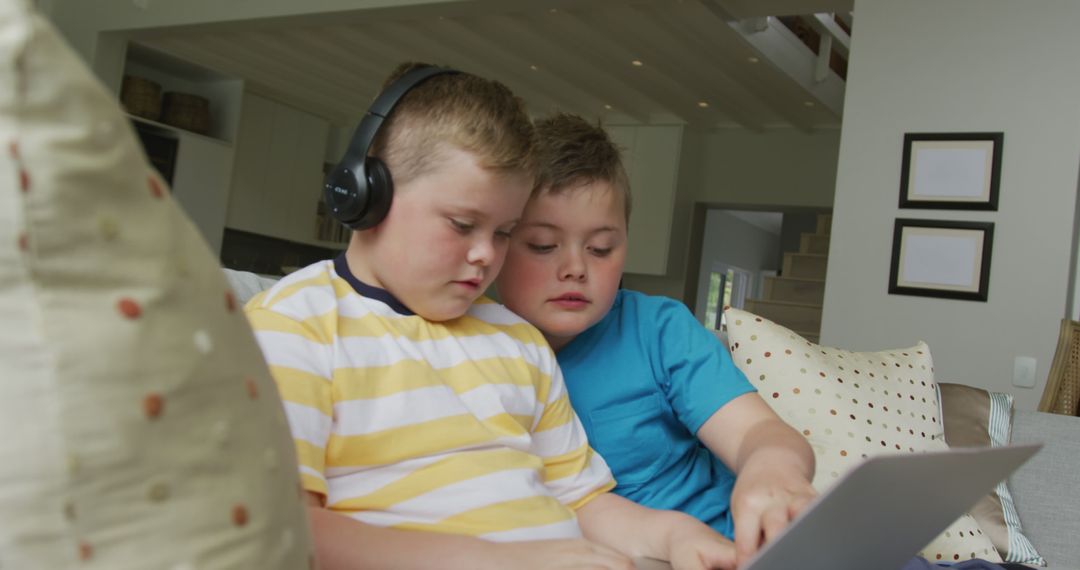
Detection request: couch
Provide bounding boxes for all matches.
[224,269,1080,569]
[1006,409,1080,570]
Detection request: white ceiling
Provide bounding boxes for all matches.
[725,210,785,235]
[125,0,852,130]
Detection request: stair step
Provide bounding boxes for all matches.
[743,299,822,334]
[799,232,830,255]
[816,213,832,235]
[763,276,825,305]
[782,253,828,280]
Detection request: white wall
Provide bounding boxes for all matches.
[698,128,840,208]
[625,127,840,299]
[622,126,704,299]
[821,0,1080,410]
[693,210,781,322]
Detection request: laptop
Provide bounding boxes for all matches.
[635,444,1041,570]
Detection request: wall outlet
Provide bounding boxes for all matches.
[1013,356,1037,388]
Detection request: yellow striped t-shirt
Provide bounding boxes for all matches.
[245,257,614,541]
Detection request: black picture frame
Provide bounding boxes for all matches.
[888,219,994,302]
[898,132,1003,210]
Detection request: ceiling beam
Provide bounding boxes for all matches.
[612,4,774,129]
[379,17,608,120]
[672,1,827,130]
[461,13,657,123]
[540,9,707,125]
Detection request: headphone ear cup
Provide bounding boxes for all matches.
[351,156,393,230]
[323,162,368,230]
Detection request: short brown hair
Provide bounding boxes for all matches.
[370,62,536,187]
[532,112,632,222]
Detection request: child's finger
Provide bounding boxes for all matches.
[697,539,737,570]
[732,508,764,567]
[759,505,789,547]
[787,491,816,520]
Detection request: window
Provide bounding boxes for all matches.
[703,264,753,330]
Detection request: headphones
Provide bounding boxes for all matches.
[323,65,461,230]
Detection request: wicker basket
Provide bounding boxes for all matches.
[161,91,212,135]
[120,75,162,121]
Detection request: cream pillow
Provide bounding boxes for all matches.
[0,2,312,568]
[723,308,1001,563]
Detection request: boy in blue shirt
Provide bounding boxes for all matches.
[496,113,817,567]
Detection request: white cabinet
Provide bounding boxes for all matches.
[226,93,331,247]
[169,134,235,255]
[605,124,684,276]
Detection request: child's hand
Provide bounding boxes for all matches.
[487,538,636,570]
[663,515,737,570]
[729,463,817,567]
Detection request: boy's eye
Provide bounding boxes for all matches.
[526,243,555,253]
[589,247,612,257]
[450,219,473,233]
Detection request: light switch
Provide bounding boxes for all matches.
[1013,356,1037,388]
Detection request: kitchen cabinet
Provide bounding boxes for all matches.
[169,133,234,255]
[226,93,333,248]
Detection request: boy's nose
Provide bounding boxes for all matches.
[559,254,587,281]
[560,269,586,281]
[466,238,495,266]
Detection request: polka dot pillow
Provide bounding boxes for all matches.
[724,308,1001,563]
[0,3,312,568]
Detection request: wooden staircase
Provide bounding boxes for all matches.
[744,214,830,343]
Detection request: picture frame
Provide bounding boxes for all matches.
[888,219,994,302]
[898,132,1003,210]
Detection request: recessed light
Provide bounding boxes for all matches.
[804,101,816,107]
[697,101,709,108]
[631,60,643,67]
[604,104,613,110]
[747,56,760,64]
[530,65,539,71]
[549,8,558,13]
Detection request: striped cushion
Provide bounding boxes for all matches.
[939,383,1046,565]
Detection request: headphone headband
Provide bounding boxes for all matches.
[324,65,461,231]
[345,65,459,161]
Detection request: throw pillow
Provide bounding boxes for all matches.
[0,2,312,568]
[939,383,1045,566]
[723,308,1001,563]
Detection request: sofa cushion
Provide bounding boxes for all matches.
[1009,410,1080,569]
[224,268,280,305]
[0,2,311,567]
[939,383,1045,565]
[723,308,1000,563]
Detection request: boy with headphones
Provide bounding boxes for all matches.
[495,113,818,568]
[246,64,735,569]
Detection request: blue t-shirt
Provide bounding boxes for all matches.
[557,289,755,538]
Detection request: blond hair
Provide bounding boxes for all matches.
[371,62,536,186]
[532,112,632,223]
